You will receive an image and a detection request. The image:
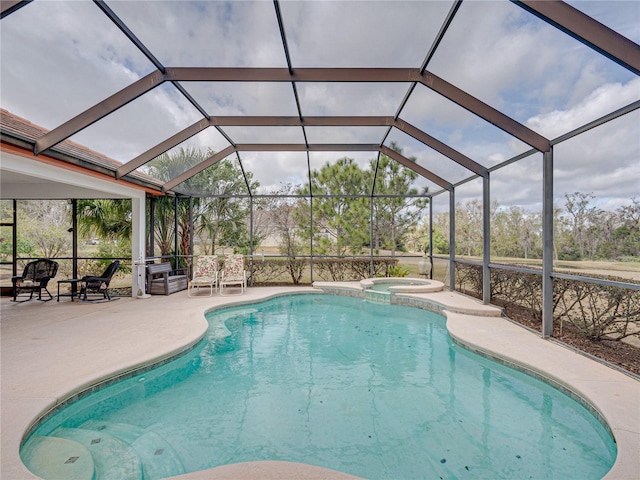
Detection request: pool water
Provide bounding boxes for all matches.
[22,294,616,479]
[368,281,399,292]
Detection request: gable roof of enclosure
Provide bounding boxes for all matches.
[1,0,639,202]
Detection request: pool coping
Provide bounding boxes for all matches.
[2,286,638,479]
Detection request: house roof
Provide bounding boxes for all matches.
[2,108,122,170]
[1,108,164,194]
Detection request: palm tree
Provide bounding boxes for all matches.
[76,199,132,272]
[150,196,176,257]
[146,147,207,260]
[146,146,259,259]
[196,159,256,254]
[77,199,132,241]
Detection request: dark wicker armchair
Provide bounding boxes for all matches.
[80,261,120,301]
[11,259,59,302]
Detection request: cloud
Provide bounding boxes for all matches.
[0,1,154,128]
[522,79,640,211]
[427,1,636,121]
[107,1,286,67]
[298,83,409,116]
[186,82,298,116]
[552,108,639,206]
[526,78,640,139]
[490,154,544,211]
[241,151,309,194]
[1,0,637,215]
[568,0,640,44]
[71,83,204,162]
[279,1,454,68]
[305,126,388,144]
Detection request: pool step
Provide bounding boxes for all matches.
[80,420,146,444]
[21,435,95,480]
[364,289,390,303]
[81,420,186,479]
[132,429,186,479]
[51,427,142,480]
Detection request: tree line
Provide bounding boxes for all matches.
[418,192,639,261]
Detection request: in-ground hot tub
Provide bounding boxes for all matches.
[360,276,445,294]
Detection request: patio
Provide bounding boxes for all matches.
[1,287,638,479]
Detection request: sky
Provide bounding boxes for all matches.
[1,0,638,214]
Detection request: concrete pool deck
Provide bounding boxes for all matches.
[1,286,638,479]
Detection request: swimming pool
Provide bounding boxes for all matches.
[21,294,616,479]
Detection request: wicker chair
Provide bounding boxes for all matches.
[79,261,120,302]
[11,259,59,302]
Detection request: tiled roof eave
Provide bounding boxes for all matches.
[0,131,165,194]
[1,109,165,194]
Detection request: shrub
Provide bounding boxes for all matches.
[554,278,640,341]
[456,262,640,343]
[387,264,409,277]
[250,257,290,284]
[314,258,398,281]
